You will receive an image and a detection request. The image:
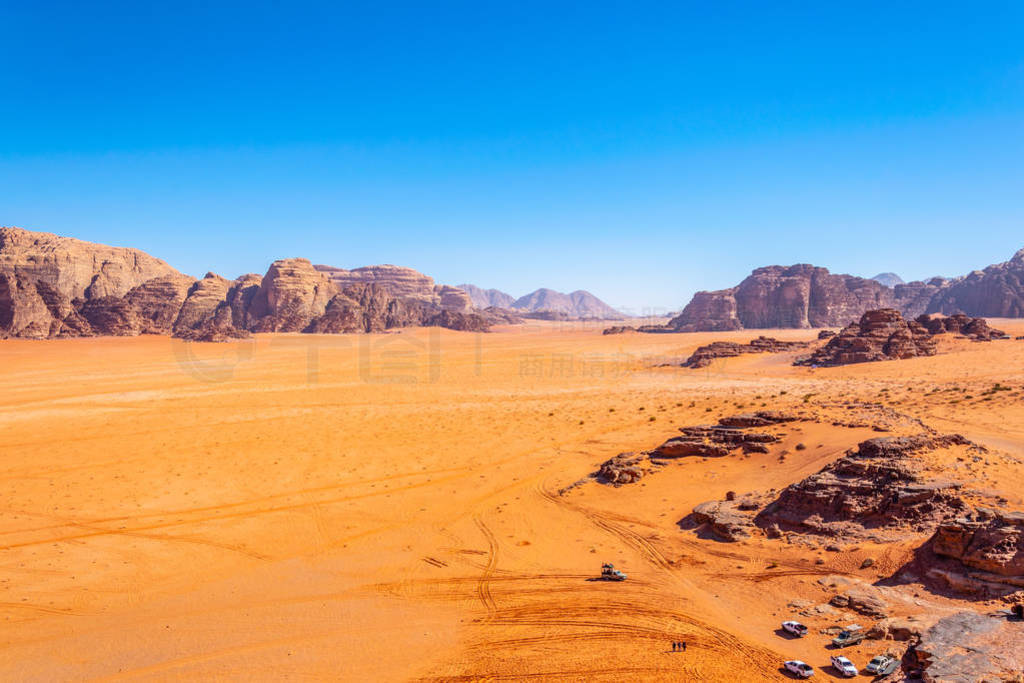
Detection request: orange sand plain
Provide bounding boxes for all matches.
[1,321,1022,681]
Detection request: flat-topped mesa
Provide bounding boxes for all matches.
[796,308,937,366]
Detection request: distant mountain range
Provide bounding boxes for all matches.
[458,284,626,320]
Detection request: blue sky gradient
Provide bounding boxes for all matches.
[2,2,1022,312]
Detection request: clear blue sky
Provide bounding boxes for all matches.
[2,2,1022,313]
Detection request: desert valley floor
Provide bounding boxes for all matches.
[1,321,1023,681]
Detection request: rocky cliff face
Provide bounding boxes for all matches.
[669,247,1024,332]
[0,226,186,338]
[315,264,473,311]
[0,228,492,340]
[926,248,1024,318]
[669,265,897,332]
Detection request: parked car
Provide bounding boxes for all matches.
[831,624,865,647]
[783,660,814,678]
[781,620,808,637]
[865,654,900,675]
[829,655,857,677]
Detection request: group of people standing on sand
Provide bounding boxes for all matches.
[671,641,687,652]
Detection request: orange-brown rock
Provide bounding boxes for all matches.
[915,313,1006,341]
[797,308,937,366]
[249,258,338,333]
[756,435,974,538]
[683,336,812,368]
[0,227,185,338]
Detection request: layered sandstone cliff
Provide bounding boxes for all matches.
[0,227,185,338]
[0,228,491,340]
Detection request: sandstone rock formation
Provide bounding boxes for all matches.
[683,336,812,368]
[0,227,493,340]
[931,509,1024,579]
[926,248,1024,318]
[663,247,1023,333]
[0,226,185,338]
[314,264,475,312]
[669,265,898,332]
[654,425,780,458]
[915,313,1006,341]
[755,435,975,538]
[691,495,767,541]
[653,412,796,458]
[595,453,649,485]
[796,309,937,367]
[908,611,1024,682]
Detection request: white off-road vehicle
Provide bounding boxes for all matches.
[829,655,858,677]
[781,620,808,637]
[783,660,814,678]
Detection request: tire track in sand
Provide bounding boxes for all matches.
[472,516,498,617]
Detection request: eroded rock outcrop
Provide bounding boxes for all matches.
[595,453,650,485]
[755,435,975,538]
[915,313,1006,341]
[908,611,1024,682]
[653,412,797,458]
[691,494,768,541]
[796,308,937,367]
[931,509,1024,578]
[683,336,812,368]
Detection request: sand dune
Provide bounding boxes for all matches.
[1,320,1022,680]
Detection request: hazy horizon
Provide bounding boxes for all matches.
[3,2,1023,311]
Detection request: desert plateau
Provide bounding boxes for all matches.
[2,316,1023,680]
